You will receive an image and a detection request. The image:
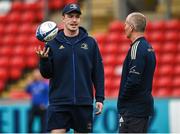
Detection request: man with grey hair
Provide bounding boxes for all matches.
[117,12,156,133]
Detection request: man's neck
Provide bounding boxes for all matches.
[131,32,144,43]
[64,28,79,37]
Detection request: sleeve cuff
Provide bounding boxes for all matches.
[96,96,105,104]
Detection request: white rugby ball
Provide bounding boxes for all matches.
[36,21,58,42]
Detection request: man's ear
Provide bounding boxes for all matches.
[130,25,135,32]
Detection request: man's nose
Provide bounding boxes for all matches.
[72,17,77,21]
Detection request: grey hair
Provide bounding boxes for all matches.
[127,12,146,32]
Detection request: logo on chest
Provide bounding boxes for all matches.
[81,43,88,50]
[59,45,65,49]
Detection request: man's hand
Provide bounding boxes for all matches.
[35,46,50,58]
[95,102,103,115]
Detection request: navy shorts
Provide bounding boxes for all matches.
[118,114,149,133]
[47,105,93,133]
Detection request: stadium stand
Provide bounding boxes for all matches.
[0,0,180,99]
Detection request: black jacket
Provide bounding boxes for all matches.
[39,27,104,107]
[117,37,156,117]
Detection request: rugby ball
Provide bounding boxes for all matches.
[36,21,58,42]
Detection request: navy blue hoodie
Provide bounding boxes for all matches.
[39,27,104,108]
[117,37,156,117]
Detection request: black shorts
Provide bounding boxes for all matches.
[118,114,149,133]
[47,105,93,133]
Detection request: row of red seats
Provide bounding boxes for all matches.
[101,53,180,67]
[0,23,37,35]
[11,0,77,11]
[0,35,43,46]
[108,20,180,33]
[99,42,180,56]
[0,11,43,24]
[97,32,180,44]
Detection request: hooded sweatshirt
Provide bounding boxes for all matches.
[39,27,104,108]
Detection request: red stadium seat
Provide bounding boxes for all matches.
[159,53,175,65]
[0,68,8,81]
[165,31,179,42]
[4,24,18,35]
[174,64,180,76]
[172,76,180,88]
[157,64,173,76]
[10,57,24,69]
[163,42,177,53]
[111,77,120,90]
[146,21,153,31]
[146,21,165,32]
[15,35,29,46]
[23,2,43,11]
[171,88,180,97]
[9,68,22,80]
[0,15,7,24]
[165,20,180,31]
[146,32,164,43]
[114,55,125,65]
[105,78,112,92]
[155,88,171,97]
[7,12,21,23]
[156,77,172,88]
[26,46,36,57]
[94,33,107,44]
[103,54,116,66]
[104,65,114,78]
[177,43,180,53]
[18,24,32,34]
[11,1,23,11]
[20,11,34,23]
[106,88,119,98]
[65,0,77,4]
[0,80,5,92]
[49,0,64,10]
[108,21,124,33]
[0,46,11,57]
[12,46,25,57]
[2,36,15,46]
[176,54,180,64]
[106,33,121,43]
[26,56,39,69]
[36,12,44,22]
[0,57,9,68]
[104,43,118,55]
[0,24,4,36]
